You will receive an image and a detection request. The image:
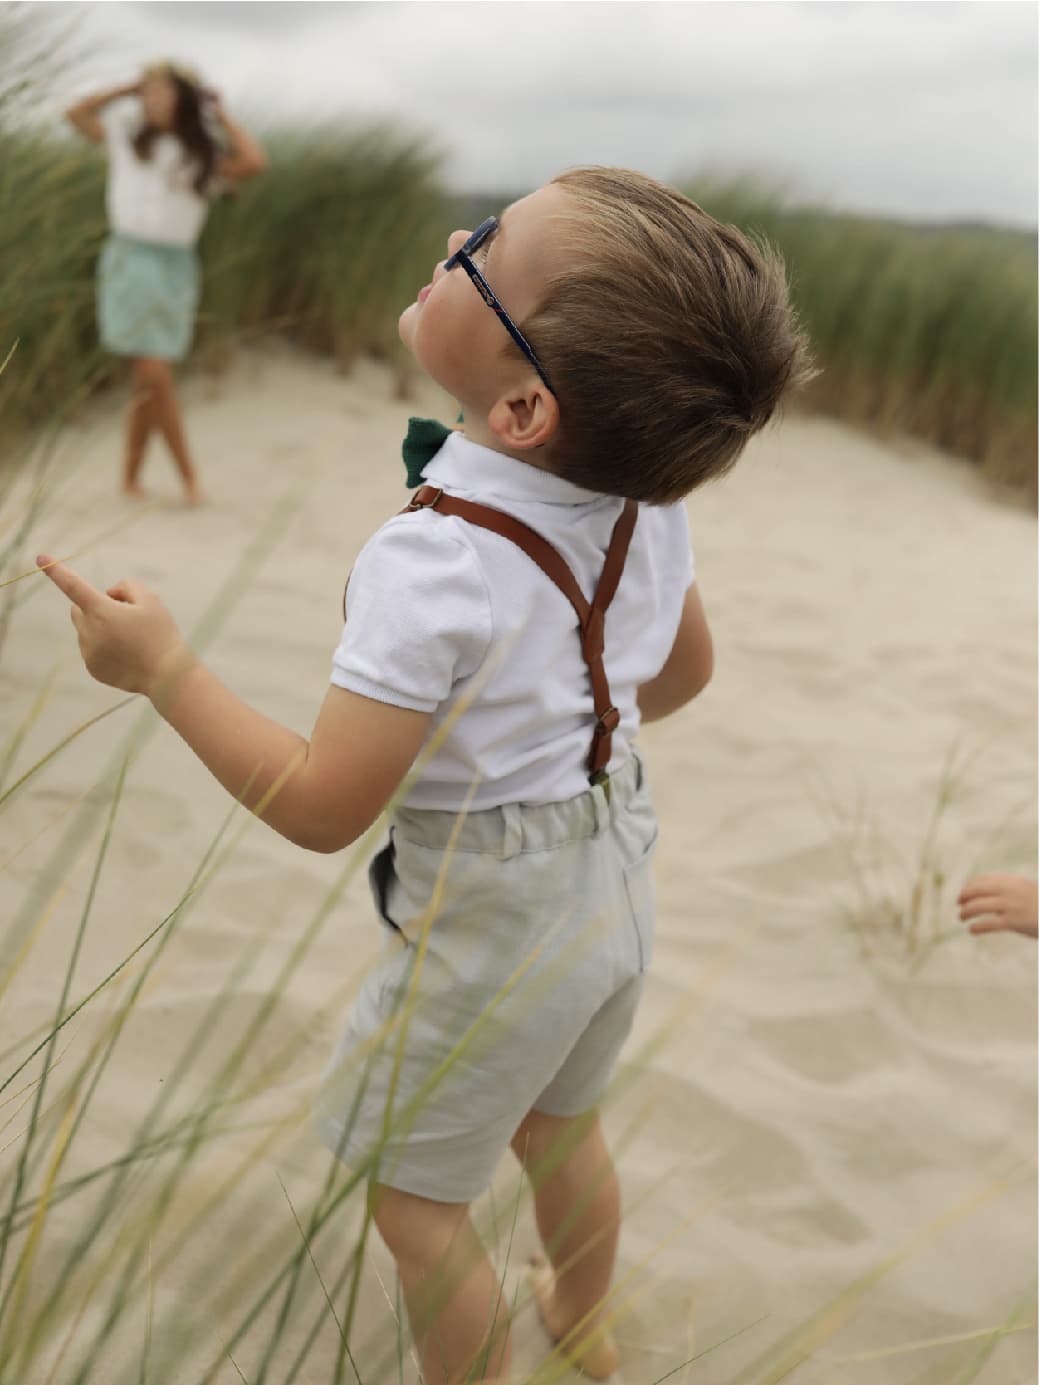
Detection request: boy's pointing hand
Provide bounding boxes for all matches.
[37,555,194,699]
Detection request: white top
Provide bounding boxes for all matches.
[102,100,210,248]
[331,433,695,810]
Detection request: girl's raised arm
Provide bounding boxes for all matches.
[64,82,140,143]
[209,95,268,181]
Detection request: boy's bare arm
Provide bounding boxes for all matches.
[155,666,427,852]
[37,556,429,854]
[637,585,713,723]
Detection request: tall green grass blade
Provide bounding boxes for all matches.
[944,1283,1037,1385]
[0,810,242,1367]
[51,817,370,1383]
[136,1237,154,1385]
[0,748,130,1297]
[0,695,135,818]
[0,659,59,792]
[720,1176,1020,1385]
[15,782,282,1376]
[2,484,300,966]
[646,1316,772,1385]
[274,1170,361,1385]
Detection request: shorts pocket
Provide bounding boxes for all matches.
[622,832,658,973]
[368,834,402,934]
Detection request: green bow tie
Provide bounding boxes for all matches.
[401,415,460,489]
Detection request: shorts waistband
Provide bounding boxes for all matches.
[390,754,647,860]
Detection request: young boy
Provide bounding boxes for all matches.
[39,167,812,1383]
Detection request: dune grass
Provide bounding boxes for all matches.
[194,126,450,380]
[681,177,1038,494]
[805,736,1037,963]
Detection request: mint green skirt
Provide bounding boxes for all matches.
[97,234,199,361]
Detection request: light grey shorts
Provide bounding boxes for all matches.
[315,754,658,1204]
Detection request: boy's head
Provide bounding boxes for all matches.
[400,167,814,503]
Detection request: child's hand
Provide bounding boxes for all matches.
[37,555,193,699]
[958,873,1039,938]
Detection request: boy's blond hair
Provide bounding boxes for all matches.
[525,167,815,504]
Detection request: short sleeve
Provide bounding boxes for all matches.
[330,517,493,713]
[659,500,695,590]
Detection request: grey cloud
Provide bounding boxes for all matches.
[127,1,371,33]
[65,0,1038,225]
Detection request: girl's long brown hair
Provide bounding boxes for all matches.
[132,66,221,197]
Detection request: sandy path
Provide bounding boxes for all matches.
[0,345,1034,1384]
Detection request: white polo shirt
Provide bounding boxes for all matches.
[102,100,209,248]
[331,433,695,810]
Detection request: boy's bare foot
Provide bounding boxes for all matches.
[525,1261,619,1380]
[182,484,206,507]
[121,482,150,501]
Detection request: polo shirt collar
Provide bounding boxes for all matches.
[425,431,606,507]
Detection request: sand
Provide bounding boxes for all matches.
[0,344,1035,1384]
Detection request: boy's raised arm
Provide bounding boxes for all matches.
[37,556,429,853]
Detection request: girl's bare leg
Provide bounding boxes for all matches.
[511,1109,621,1379]
[136,357,204,505]
[371,1184,511,1384]
[123,359,156,497]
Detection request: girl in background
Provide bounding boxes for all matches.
[65,63,267,505]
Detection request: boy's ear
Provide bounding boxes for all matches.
[487,381,560,452]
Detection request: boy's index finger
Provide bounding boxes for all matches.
[36,555,106,612]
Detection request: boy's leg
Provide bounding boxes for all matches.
[510,1108,621,1379]
[371,1184,511,1384]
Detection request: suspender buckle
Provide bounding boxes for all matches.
[590,767,613,802]
[594,706,621,736]
[406,486,444,511]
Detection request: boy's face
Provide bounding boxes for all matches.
[399,183,570,409]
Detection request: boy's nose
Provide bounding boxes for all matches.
[446,229,471,257]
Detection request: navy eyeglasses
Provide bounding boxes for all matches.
[443,217,555,395]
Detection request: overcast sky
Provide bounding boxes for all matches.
[56,1,1037,227]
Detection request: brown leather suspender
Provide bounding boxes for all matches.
[401,484,638,782]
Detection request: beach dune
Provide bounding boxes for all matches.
[0,346,1034,1384]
